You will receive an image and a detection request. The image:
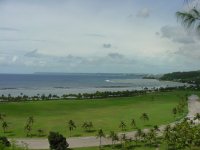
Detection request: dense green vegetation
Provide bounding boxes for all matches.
[0,90,191,138]
[74,118,200,150]
[160,70,200,84]
[0,86,192,102]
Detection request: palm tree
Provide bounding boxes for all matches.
[153,125,160,132]
[2,121,8,133]
[194,113,200,121]
[88,121,93,131]
[81,121,88,131]
[37,129,44,137]
[24,123,32,137]
[135,128,146,144]
[130,118,136,128]
[96,129,105,149]
[0,113,5,122]
[27,116,34,125]
[67,120,76,137]
[140,113,149,123]
[172,108,177,118]
[145,129,157,146]
[120,133,127,148]
[177,7,200,32]
[119,121,126,131]
[108,131,118,148]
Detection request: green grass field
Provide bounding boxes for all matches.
[0,90,195,138]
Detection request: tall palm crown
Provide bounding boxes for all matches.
[97,129,105,138]
[177,0,200,31]
[27,116,34,125]
[140,113,149,121]
[0,113,5,121]
[68,120,76,130]
[177,8,200,30]
[2,121,8,133]
[119,121,126,131]
[96,129,105,148]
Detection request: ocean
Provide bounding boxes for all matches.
[0,73,187,96]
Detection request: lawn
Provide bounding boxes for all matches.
[0,90,194,138]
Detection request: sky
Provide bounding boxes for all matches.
[1,0,200,74]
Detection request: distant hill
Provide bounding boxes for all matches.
[160,70,200,84]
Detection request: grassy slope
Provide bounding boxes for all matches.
[0,90,194,138]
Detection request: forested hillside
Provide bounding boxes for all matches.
[160,71,200,84]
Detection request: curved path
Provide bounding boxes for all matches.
[13,95,200,149]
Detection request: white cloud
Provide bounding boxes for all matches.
[1,0,200,73]
[12,56,18,63]
[136,8,150,18]
[160,25,196,44]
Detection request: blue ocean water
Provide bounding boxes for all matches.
[0,73,187,96]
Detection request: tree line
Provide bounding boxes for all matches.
[0,85,195,102]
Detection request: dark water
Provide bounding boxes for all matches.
[0,73,187,96]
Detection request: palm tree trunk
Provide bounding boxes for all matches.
[112,140,114,148]
[99,137,102,149]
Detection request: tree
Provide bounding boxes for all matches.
[67,120,76,137]
[88,121,94,131]
[145,129,157,146]
[177,8,200,32]
[37,129,44,137]
[27,116,34,126]
[130,118,136,128]
[24,123,32,137]
[172,108,177,118]
[0,113,5,122]
[194,113,200,121]
[119,121,126,131]
[140,113,149,123]
[2,121,8,133]
[120,133,127,148]
[81,121,94,132]
[96,129,105,149]
[153,125,160,132]
[81,122,88,131]
[0,136,10,147]
[134,128,143,145]
[48,132,69,150]
[24,116,34,137]
[108,131,118,148]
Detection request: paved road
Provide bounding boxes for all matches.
[13,95,200,149]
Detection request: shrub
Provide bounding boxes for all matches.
[48,132,69,150]
[0,136,10,147]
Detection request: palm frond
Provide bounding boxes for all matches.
[191,8,200,17]
[176,8,200,32]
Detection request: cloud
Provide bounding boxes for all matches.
[24,49,40,57]
[12,56,18,63]
[136,8,150,18]
[3,50,137,71]
[85,33,106,38]
[108,53,123,59]
[0,27,20,31]
[160,25,195,44]
[0,39,46,42]
[174,44,200,59]
[103,43,112,48]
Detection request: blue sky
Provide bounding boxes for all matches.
[1,0,200,74]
